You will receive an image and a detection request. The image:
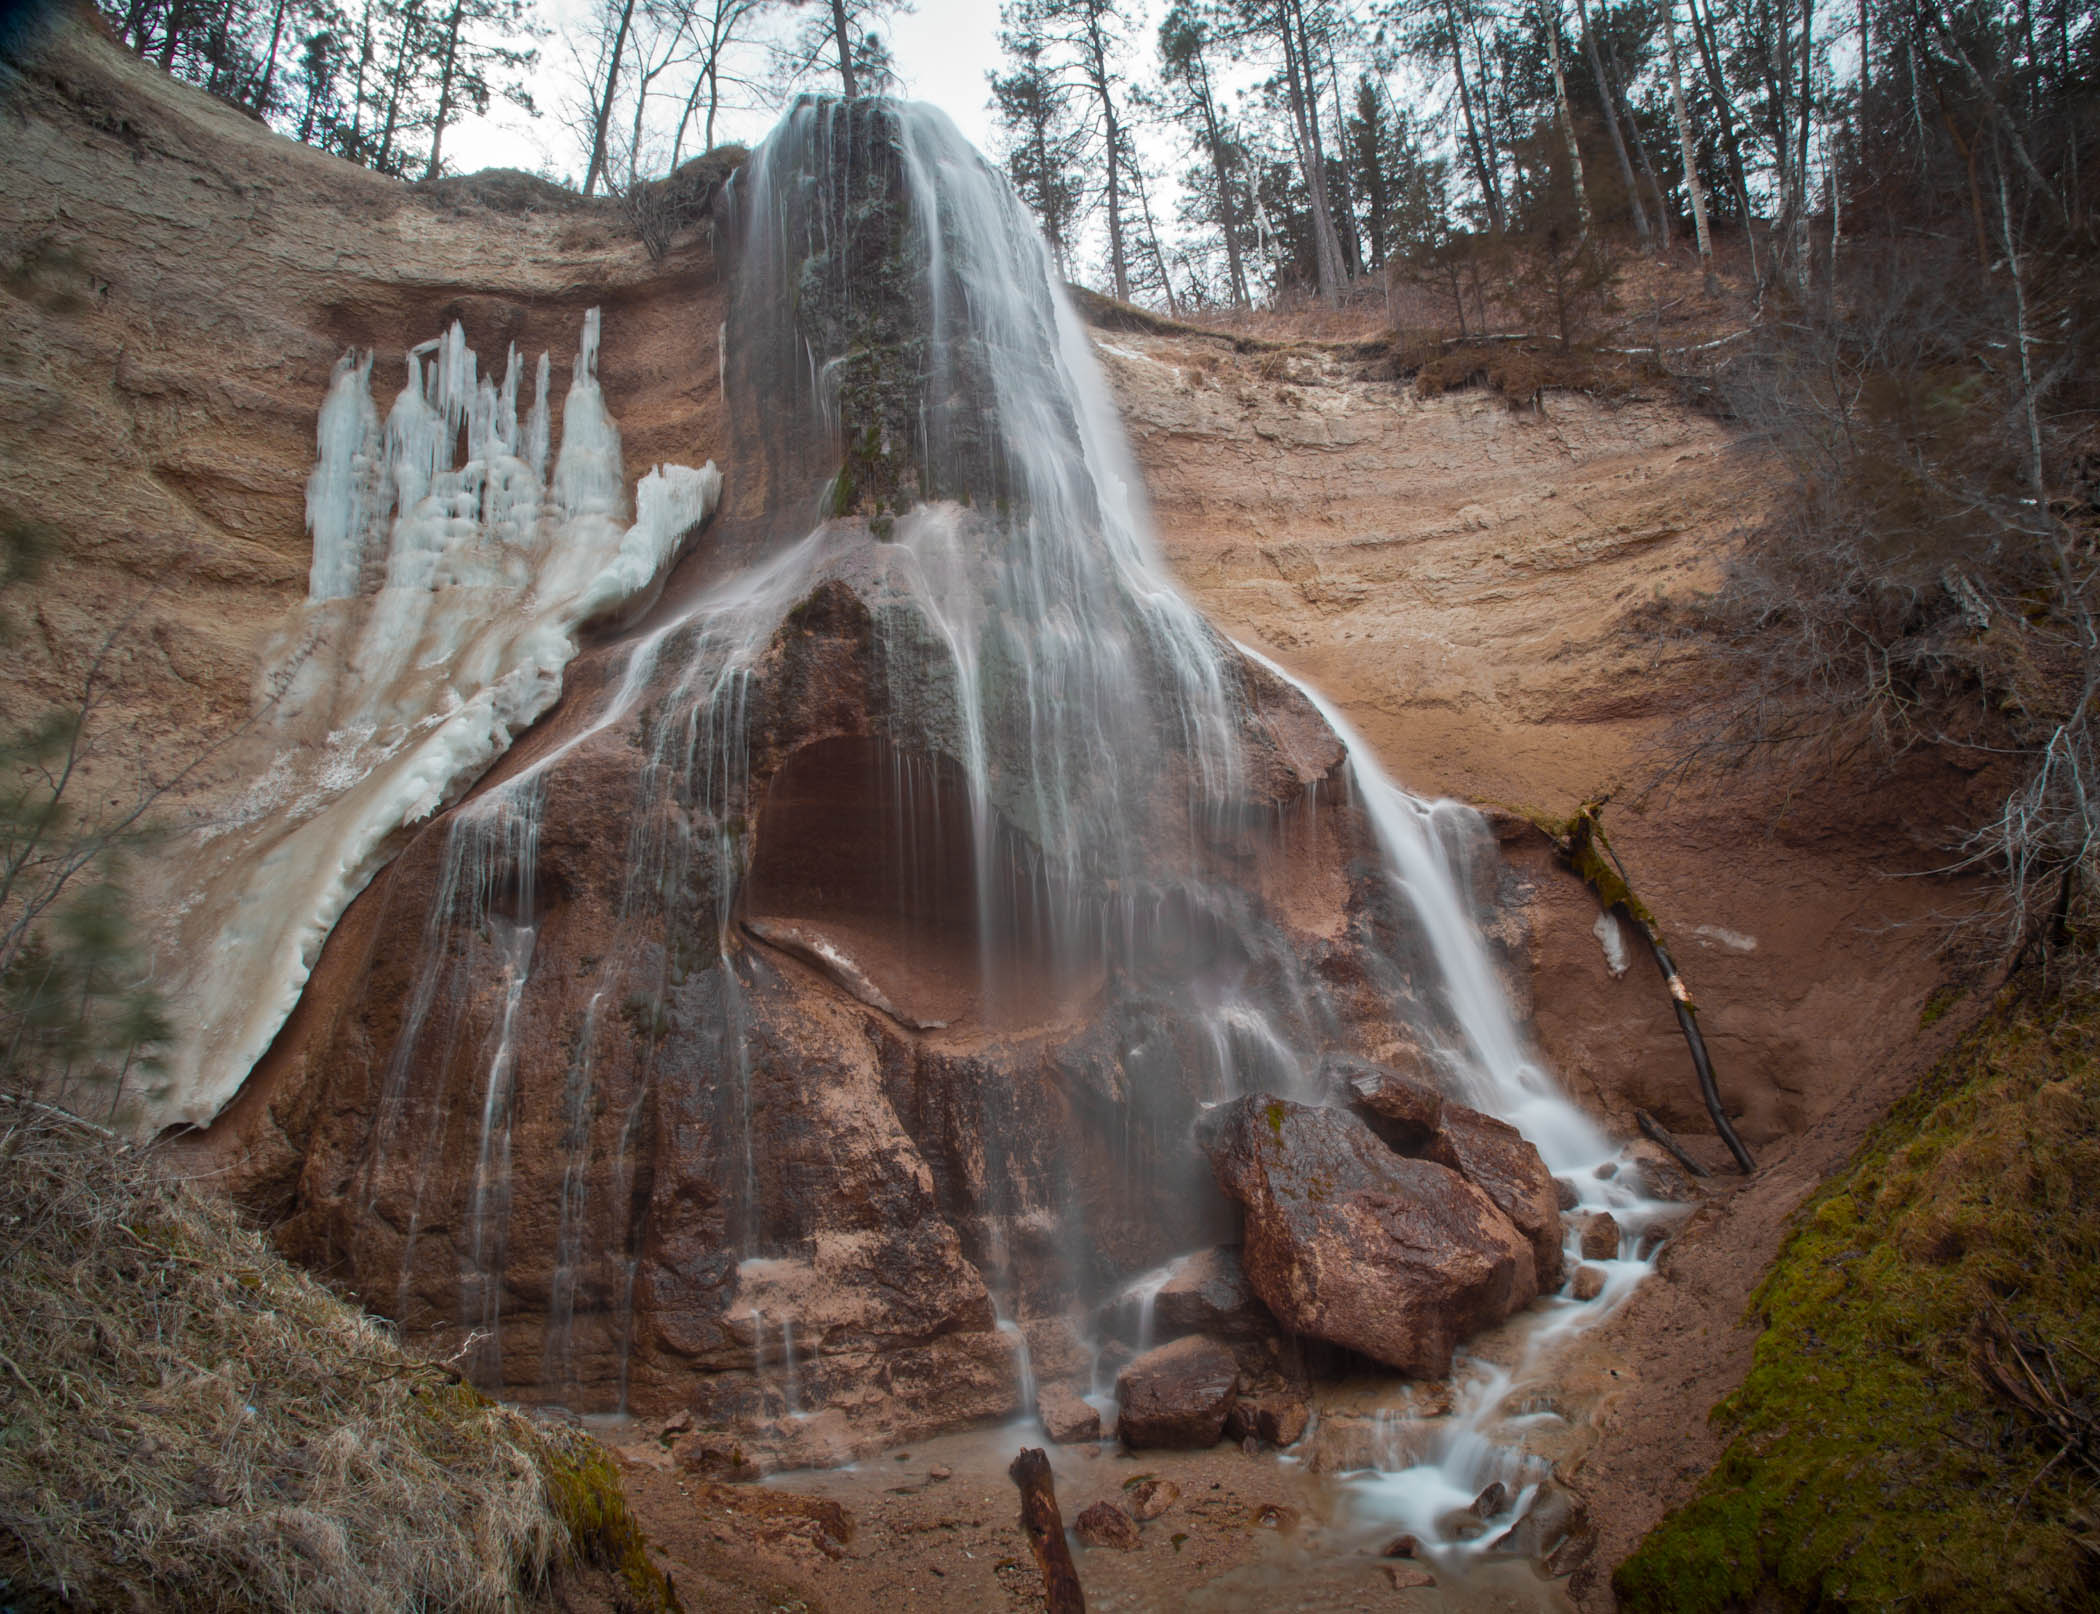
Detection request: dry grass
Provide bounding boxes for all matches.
[0,1095,671,1612]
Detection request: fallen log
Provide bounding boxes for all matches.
[1010,1446,1085,1612]
[1550,800,1756,1175]
[1635,1107,1712,1178]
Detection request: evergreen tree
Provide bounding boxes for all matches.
[421,0,540,179]
[990,0,1087,276]
[1156,3,1256,306]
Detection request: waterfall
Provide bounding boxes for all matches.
[299,94,1666,1510]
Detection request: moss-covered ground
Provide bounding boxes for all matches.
[1616,982,2100,1612]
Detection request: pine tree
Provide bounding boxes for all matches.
[991,0,1087,275]
[1156,3,1255,307]
[421,0,539,179]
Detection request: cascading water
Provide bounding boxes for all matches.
[275,92,1681,1563]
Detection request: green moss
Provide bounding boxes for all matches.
[541,1440,682,1613]
[1921,983,1964,1027]
[1616,983,2100,1614]
[1264,1100,1289,1139]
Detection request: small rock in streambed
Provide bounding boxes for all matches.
[928,1464,953,1481]
[1037,1382,1101,1444]
[1116,1335,1239,1449]
[1473,1480,1509,1518]
[1385,1563,1437,1590]
[1578,1210,1621,1261]
[1126,1477,1179,1521]
[1571,1264,1607,1301]
[1553,1177,1581,1211]
[1074,1500,1141,1550]
[1381,1533,1422,1559]
[1252,1502,1300,1531]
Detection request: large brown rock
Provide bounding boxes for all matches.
[1152,1246,1272,1341]
[1199,1096,1537,1377]
[1115,1336,1240,1450]
[1425,1103,1567,1291]
[1328,1053,1445,1150]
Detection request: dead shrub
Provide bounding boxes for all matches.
[0,1097,673,1612]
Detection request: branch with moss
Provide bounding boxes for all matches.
[1538,796,1755,1174]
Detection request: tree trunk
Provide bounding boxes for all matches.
[1686,0,1758,280]
[831,0,858,97]
[582,0,637,197]
[1603,14,1673,247]
[1081,11,1130,301]
[1195,72,1249,306]
[256,0,291,113]
[1444,0,1505,233]
[1010,1448,1084,1613]
[423,0,465,181]
[158,0,184,66]
[1664,0,1714,277]
[1278,0,1346,303]
[1577,0,1651,243]
[375,0,424,174]
[1544,0,1594,237]
[1791,0,1814,277]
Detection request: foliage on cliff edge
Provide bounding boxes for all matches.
[0,1096,676,1612]
[1617,983,2100,1613]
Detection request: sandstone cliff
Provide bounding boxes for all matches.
[2,19,2001,1600]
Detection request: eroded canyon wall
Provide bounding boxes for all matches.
[4,20,2000,1564]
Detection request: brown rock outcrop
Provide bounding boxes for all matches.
[1199,1096,1537,1377]
[1424,1102,1567,1291]
[1115,1336,1240,1450]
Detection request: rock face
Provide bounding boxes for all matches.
[1116,1336,1241,1450]
[180,92,1516,1469]
[6,22,1583,1469]
[1200,1097,1537,1376]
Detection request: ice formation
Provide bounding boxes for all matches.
[146,311,719,1128]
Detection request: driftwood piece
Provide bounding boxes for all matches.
[1635,1107,1712,1178]
[1553,800,1756,1175]
[1010,1446,1085,1612]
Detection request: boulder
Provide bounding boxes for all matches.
[1578,1211,1622,1262]
[1624,1139,1700,1202]
[1198,1097,1537,1377]
[1327,1052,1445,1149]
[1225,1392,1309,1448]
[1152,1246,1272,1340]
[1570,1264,1606,1302]
[1425,1102,1566,1291]
[1073,1500,1141,1550]
[1304,1412,1437,1475]
[1037,1382,1101,1444]
[1115,1335,1240,1450]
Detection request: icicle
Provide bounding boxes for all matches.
[305,350,383,600]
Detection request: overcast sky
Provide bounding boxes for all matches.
[443,0,1018,182]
